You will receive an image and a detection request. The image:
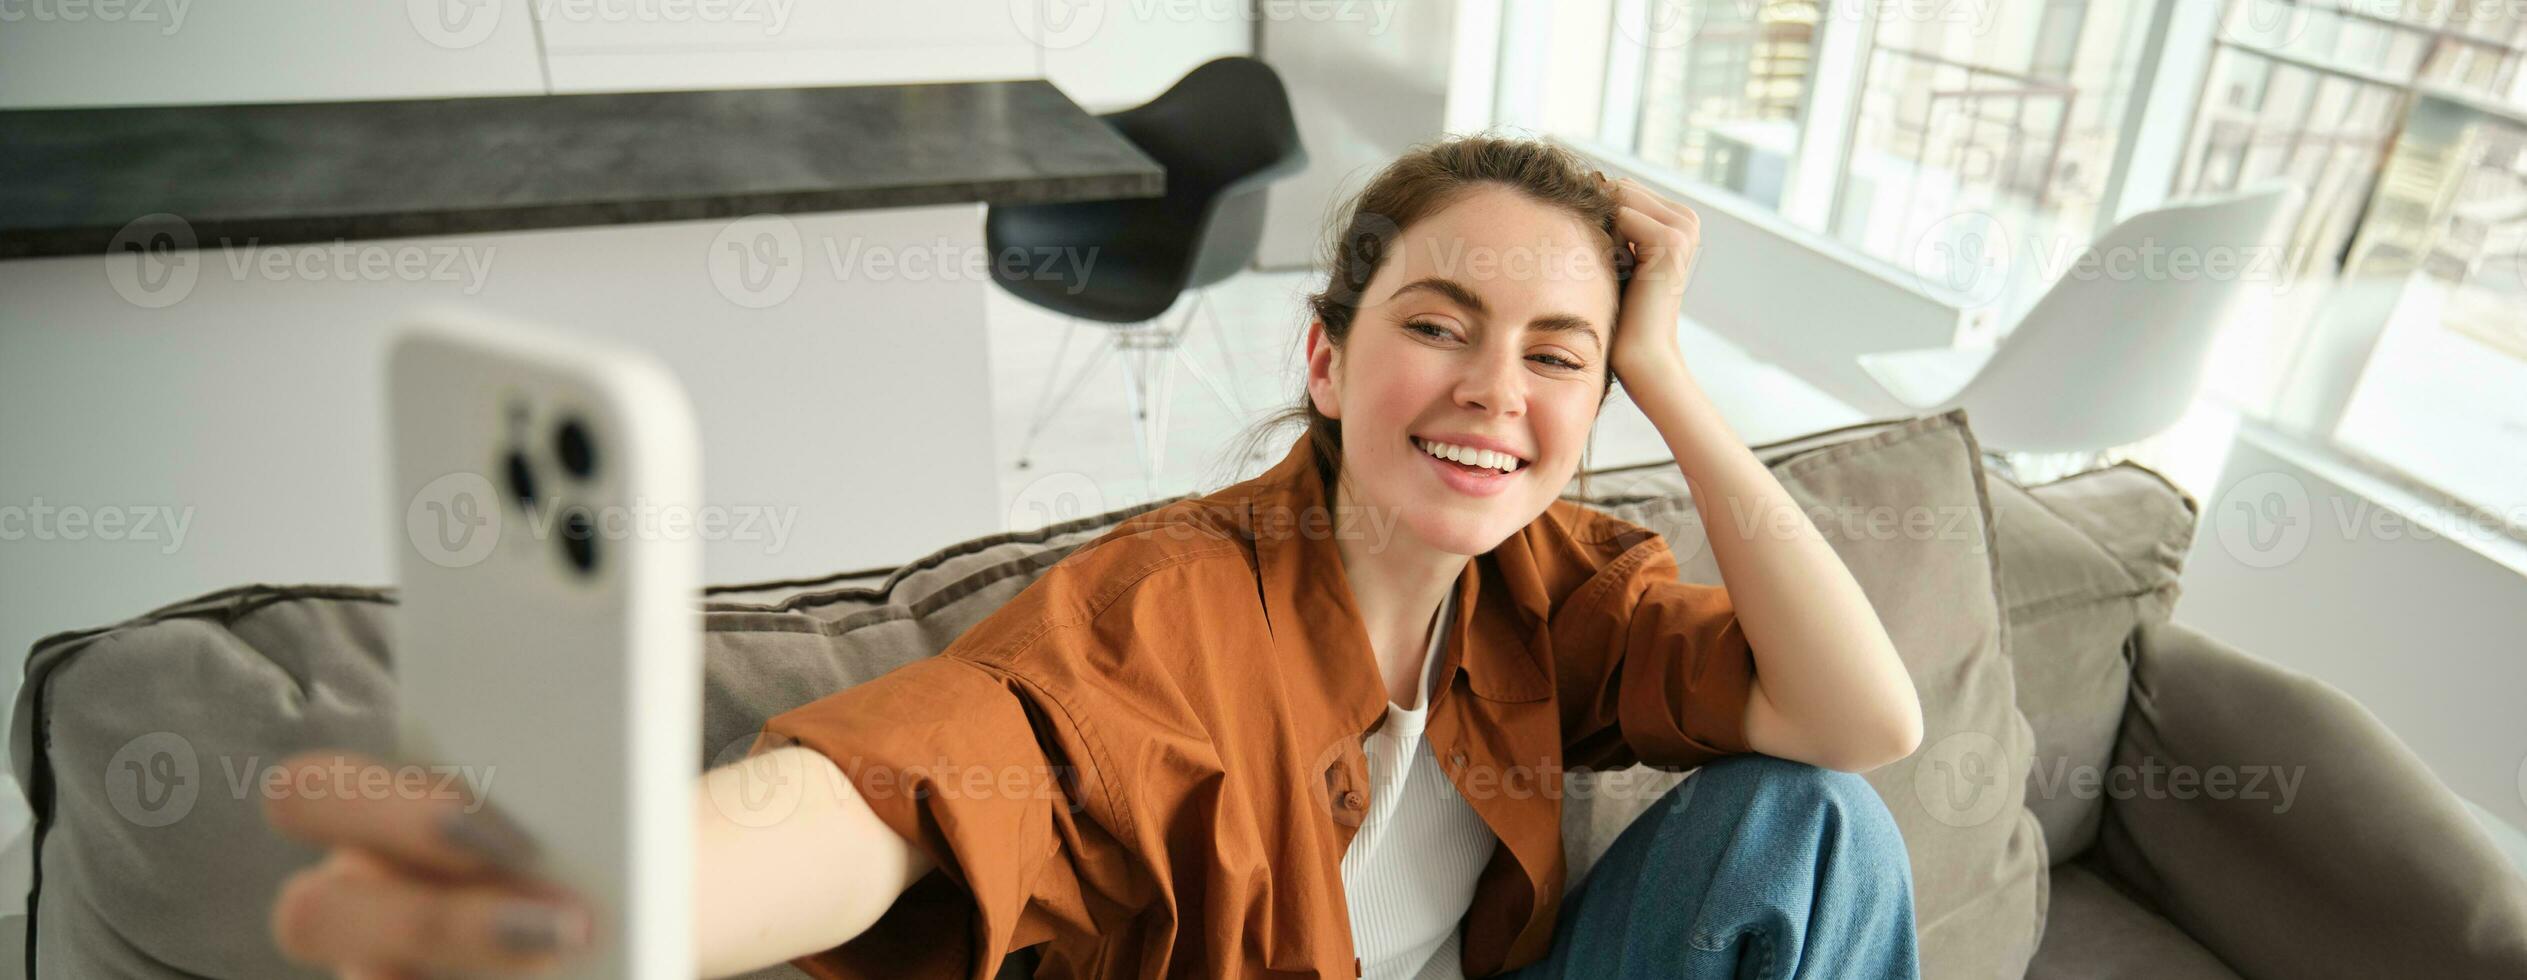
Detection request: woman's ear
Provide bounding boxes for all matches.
[1305,318,1342,421]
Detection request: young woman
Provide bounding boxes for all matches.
[262,136,1924,979]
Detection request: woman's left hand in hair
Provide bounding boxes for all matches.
[1603,175,1701,389]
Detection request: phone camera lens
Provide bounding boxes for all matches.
[556,418,596,480]
[505,450,538,511]
[560,505,599,574]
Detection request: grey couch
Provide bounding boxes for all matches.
[13,411,2527,978]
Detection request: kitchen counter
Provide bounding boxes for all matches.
[0,79,1163,258]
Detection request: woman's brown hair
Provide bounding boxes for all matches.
[1221,134,1632,498]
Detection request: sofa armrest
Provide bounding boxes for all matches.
[2095,619,2527,976]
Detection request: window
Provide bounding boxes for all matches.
[2327,89,2527,534]
[1496,0,2157,323]
[2177,0,2527,281]
[1492,0,1823,214]
[1489,0,2527,532]
[1631,1,1823,210]
[2177,0,2527,535]
[1832,1,2156,318]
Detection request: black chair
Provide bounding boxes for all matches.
[989,56,1307,483]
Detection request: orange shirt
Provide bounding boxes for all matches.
[752,438,1757,979]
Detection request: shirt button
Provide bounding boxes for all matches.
[1449,750,1468,767]
[1342,790,1365,810]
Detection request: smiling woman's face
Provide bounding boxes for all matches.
[1308,184,1621,557]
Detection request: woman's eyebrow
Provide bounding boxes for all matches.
[1529,314,1603,352]
[1388,276,1602,352]
[1389,276,1491,315]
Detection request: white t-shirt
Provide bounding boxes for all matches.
[1339,591,1500,980]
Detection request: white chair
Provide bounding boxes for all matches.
[1858,182,2304,481]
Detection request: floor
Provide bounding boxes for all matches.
[985,270,1319,527]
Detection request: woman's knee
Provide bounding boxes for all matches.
[1694,753,1908,854]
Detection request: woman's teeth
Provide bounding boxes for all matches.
[1415,437,1522,474]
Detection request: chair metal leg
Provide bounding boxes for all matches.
[1115,339,1159,492]
[1048,291,1249,496]
[1166,290,1246,421]
[1194,291,1247,414]
[1147,335,1185,492]
[1024,317,1084,424]
[1170,346,1240,428]
[1155,289,1245,416]
[1013,332,1117,470]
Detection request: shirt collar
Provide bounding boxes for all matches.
[1236,438,1556,731]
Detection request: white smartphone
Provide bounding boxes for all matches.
[387,308,699,978]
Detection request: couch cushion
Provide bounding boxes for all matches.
[12,586,404,980]
[2026,858,2238,979]
[1562,411,2047,980]
[1988,464,2195,863]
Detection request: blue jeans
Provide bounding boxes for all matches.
[1501,754,1922,979]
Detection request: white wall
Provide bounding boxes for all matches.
[0,0,546,107]
[1253,0,1462,270]
[0,0,1251,108]
[2177,421,2527,836]
[1040,1,1254,112]
[0,207,1016,679]
[539,0,1040,93]
[539,0,1250,103]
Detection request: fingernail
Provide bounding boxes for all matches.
[494,901,591,954]
[441,807,538,869]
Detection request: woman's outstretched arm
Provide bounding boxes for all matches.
[267,747,931,978]
[697,745,935,978]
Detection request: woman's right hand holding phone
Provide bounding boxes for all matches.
[262,750,595,978]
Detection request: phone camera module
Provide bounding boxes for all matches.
[505,449,538,511]
[556,417,597,480]
[560,505,599,574]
